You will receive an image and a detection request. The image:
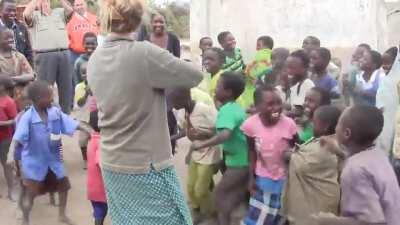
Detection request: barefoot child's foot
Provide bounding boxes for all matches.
[59,215,76,225]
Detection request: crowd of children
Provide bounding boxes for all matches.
[1,13,400,225]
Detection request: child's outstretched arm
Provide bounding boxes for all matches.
[246,136,257,195]
[190,129,232,151]
[0,119,15,127]
[77,121,95,135]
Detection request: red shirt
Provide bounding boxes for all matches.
[0,96,17,141]
[67,12,99,54]
[87,133,106,202]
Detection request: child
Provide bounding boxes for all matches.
[170,88,221,224]
[353,50,385,106]
[314,105,400,225]
[203,47,226,99]
[299,87,331,143]
[241,36,274,109]
[241,85,298,225]
[196,37,213,71]
[74,62,93,168]
[0,27,34,111]
[0,75,17,200]
[310,47,339,98]
[341,44,371,106]
[381,46,398,75]
[258,47,290,86]
[74,32,98,85]
[286,50,315,117]
[6,80,93,225]
[282,105,342,225]
[190,72,248,225]
[87,110,108,225]
[218,31,245,73]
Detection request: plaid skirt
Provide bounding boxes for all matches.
[102,166,192,225]
[242,189,282,225]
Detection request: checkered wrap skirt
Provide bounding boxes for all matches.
[242,189,282,225]
[102,166,192,225]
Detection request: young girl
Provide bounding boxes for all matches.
[315,106,400,225]
[170,88,221,224]
[0,27,34,111]
[87,110,108,225]
[353,50,384,106]
[310,47,339,98]
[6,80,93,225]
[286,50,315,116]
[218,31,245,73]
[299,87,331,143]
[190,73,248,225]
[0,75,17,200]
[241,86,298,225]
[282,105,342,225]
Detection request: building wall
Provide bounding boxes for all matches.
[190,0,390,66]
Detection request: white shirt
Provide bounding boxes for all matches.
[289,78,315,107]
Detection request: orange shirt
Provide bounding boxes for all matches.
[67,12,99,53]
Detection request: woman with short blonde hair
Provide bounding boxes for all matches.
[88,0,202,224]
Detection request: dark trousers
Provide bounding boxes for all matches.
[35,50,72,114]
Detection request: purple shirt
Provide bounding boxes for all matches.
[313,73,338,94]
[341,148,400,225]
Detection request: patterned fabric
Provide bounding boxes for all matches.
[102,166,192,225]
[242,189,282,225]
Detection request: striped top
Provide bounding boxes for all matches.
[222,48,245,73]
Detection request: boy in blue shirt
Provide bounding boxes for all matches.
[7,80,93,225]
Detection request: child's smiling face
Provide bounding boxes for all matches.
[199,38,213,52]
[310,50,326,72]
[222,33,236,51]
[84,37,98,55]
[0,29,14,51]
[257,90,283,125]
[285,56,307,81]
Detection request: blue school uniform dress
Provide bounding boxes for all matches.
[13,106,79,182]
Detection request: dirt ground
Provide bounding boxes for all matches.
[0,134,230,225]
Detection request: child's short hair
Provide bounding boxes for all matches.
[217,31,232,45]
[220,72,245,100]
[206,47,226,64]
[26,80,51,103]
[385,46,398,60]
[257,36,274,49]
[314,105,341,135]
[199,36,212,45]
[305,36,320,47]
[83,32,97,43]
[315,47,331,64]
[310,86,331,106]
[368,50,383,70]
[358,43,371,51]
[345,105,384,145]
[254,85,278,106]
[290,50,310,68]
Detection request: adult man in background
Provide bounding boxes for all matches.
[23,0,74,113]
[0,0,33,65]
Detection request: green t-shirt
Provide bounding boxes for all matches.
[299,122,314,143]
[216,102,249,167]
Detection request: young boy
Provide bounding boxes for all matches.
[0,75,17,200]
[241,36,274,109]
[170,88,221,224]
[7,80,93,225]
[315,105,400,225]
[74,62,94,168]
[74,32,98,85]
[196,37,213,71]
[217,31,245,73]
[190,72,248,225]
[309,47,339,98]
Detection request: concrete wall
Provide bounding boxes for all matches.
[190,0,391,66]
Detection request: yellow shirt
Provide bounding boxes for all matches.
[209,70,223,98]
